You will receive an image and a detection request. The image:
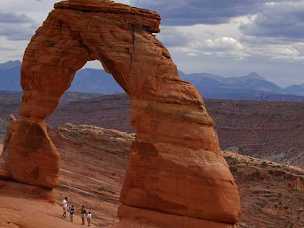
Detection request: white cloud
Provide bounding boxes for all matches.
[113,0,131,4]
[0,37,27,62]
[205,37,243,50]
[159,22,246,60]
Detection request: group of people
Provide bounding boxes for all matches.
[62,197,93,226]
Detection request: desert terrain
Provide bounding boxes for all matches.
[1,92,304,166]
[2,123,304,227]
[1,92,304,227]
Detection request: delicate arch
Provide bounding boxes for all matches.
[3,1,240,227]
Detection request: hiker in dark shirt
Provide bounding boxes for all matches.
[69,205,75,223]
[81,205,87,225]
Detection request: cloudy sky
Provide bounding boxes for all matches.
[0,0,304,86]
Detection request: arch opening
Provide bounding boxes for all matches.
[68,60,124,95]
[1,1,241,227]
[49,60,132,133]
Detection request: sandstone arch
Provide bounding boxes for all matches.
[2,0,240,227]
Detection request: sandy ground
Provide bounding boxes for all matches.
[0,180,97,228]
[0,143,93,228]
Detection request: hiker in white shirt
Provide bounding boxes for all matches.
[62,197,68,218]
[87,211,92,226]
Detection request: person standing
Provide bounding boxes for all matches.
[81,205,87,225]
[62,197,68,218]
[67,200,72,217]
[87,211,92,226]
[69,205,75,223]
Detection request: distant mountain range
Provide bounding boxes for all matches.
[1,60,304,101]
[0,60,123,94]
[179,71,304,101]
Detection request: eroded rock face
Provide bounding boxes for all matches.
[1,116,17,173]
[3,0,240,226]
[6,119,60,188]
[114,205,238,228]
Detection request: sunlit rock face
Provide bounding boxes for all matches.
[2,0,240,226]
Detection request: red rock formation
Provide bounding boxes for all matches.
[1,115,17,173]
[6,119,60,188]
[2,0,240,226]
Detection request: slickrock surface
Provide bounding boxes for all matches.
[3,0,240,226]
[0,180,94,228]
[52,123,133,227]
[1,124,304,227]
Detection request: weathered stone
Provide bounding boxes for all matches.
[1,115,17,173]
[6,119,60,189]
[3,0,240,226]
[120,141,240,224]
[113,205,238,228]
[54,0,161,33]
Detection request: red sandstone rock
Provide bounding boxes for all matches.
[6,119,60,188]
[3,0,240,226]
[113,205,238,228]
[121,142,240,224]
